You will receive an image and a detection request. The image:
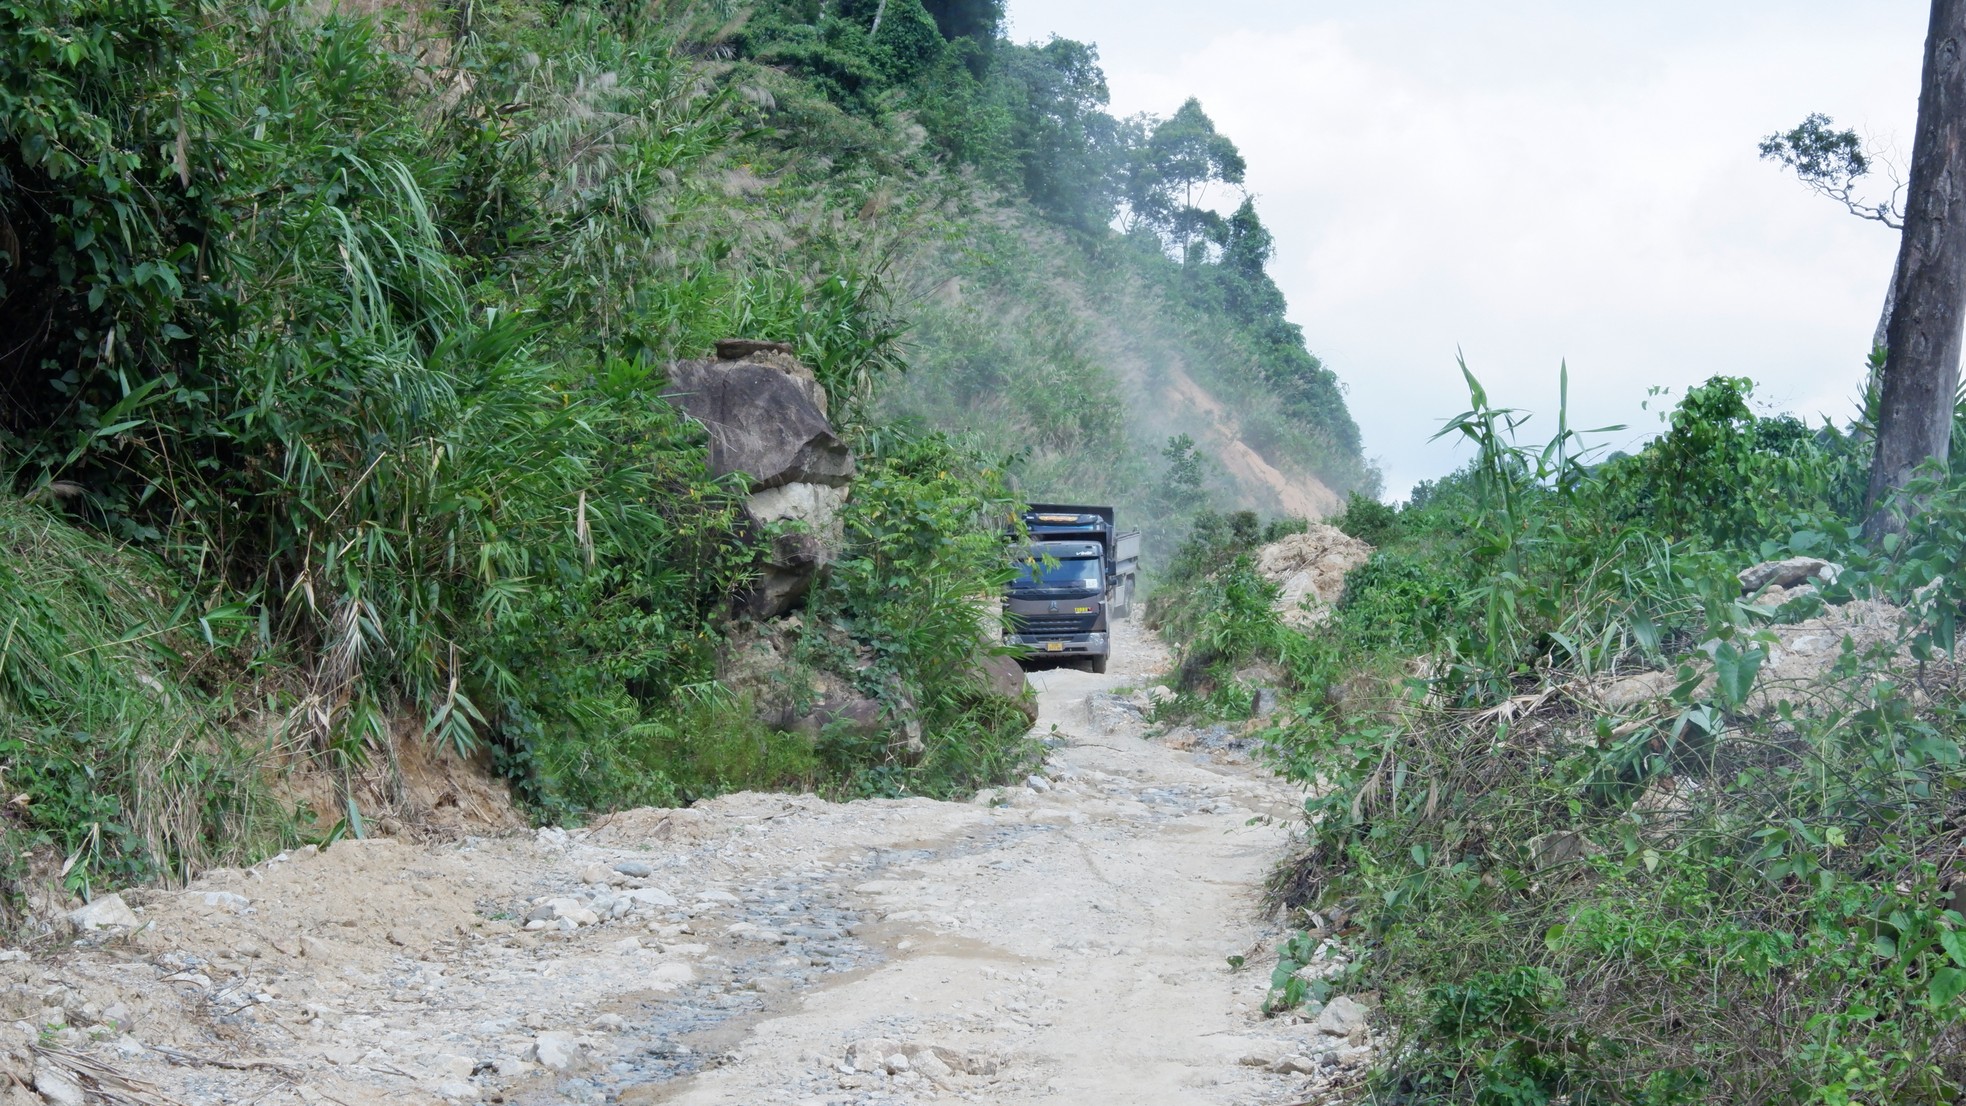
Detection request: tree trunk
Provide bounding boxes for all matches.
[1865,0,1966,538]
[1873,257,1899,353]
[870,0,888,34]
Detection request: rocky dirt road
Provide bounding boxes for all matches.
[3,621,1369,1106]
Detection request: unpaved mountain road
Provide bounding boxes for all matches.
[3,621,1367,1106]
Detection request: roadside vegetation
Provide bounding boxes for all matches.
[0,0,1362,920]
[1154,367,1966,1103]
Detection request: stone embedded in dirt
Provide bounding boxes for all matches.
[1025,774,1052,792]
[579,864,615,885]
[32,1060,85,1106]
[524,898,600,927]
[612,860,654,878]
[649,962,695,990]
[912,1049,953,1081]
[618,887,679,910]
[0,950,28,963]
[1269,1054,1320,1075]
[1083,692,1145,734]
[696,889,739,904]
[1739,556,1840,593]
[436,1080,479,1102]
[195,890,252,914]
[527,1031,582,1071]
[592,1013,626,1032]
[68,893,140,932]
[883,1052,911,1075]
[1312,995,1371,1039]
[844,1038,899,1072]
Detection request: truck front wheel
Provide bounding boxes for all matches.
[1086,653,1109,674]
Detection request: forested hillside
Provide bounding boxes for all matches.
[0,0,1364,907]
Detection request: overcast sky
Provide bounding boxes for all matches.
[1005,1,1927,498]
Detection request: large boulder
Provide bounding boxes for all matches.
[663,353,854,491]
[664,344,856,618]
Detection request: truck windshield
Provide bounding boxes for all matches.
[1012,557,1102,589]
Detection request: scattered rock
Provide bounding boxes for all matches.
[1083,693,1144,734]
[1312,995,1371,1039]
[618,887,679,910]
[524,898,600,927]
[612,860,654,879]
[527,1031,582,1071]
[196,891,252,914]
[32,1060,85,1106]
[912,1049,953,1081]
[1526,830,1600,870]
[1739,557,1839,593]
[68,894,140,932]
[1269,1054,1321,1075]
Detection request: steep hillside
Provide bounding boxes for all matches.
[0,0,1365,915]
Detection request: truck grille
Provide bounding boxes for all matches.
[1009,615,1094,640]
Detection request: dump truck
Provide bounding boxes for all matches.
[1003,504,1141,674]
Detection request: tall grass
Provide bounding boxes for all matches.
[0,496,278,909]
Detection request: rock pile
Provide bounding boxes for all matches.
[663,341,854,619]
[1254,525,1374,631]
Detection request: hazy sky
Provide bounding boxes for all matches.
[1006,1,1927,497]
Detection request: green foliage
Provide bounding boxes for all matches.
[0,496,279,901]
[1332,491,1401,547]
[736,1,1370,497]
[1225,366,1966,1103]
[1599,376,1862,549]
[811,427,1040,796]
[0,0,1054,870]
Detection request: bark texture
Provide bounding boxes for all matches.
[1867,0,1966,536]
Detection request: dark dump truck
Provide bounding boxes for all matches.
[1003,504,1142,674]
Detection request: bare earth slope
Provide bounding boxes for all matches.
[3,622,1339,1106]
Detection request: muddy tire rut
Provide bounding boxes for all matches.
[0,622,1371,1106]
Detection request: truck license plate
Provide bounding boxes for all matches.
[1045,642,1064,652]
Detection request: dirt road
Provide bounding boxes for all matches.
[2,622,1360,1106]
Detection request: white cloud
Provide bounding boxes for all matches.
[1008,1,1924,496]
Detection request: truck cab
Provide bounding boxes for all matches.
[1003,505,1140,674]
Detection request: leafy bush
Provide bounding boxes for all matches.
[1245,367,1966,1103]
[1332,490,1401,547]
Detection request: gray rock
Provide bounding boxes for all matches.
[1083,693,1145,734]
[1312,995,1372,1038]
[971,652,1037,722]
[662,358,852,490]
[884,1052,911,1075]
[33,1060,85,1106]
[612,860,654,879]
[1269,1054,1321,1075]
[912,1049,953,1081]
[524,898,599,927]
[527,1031,582,1071]
[618,887,679,910]
[1739,557,1839,593]
[68,893,139,932]
[197,890,252,913]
